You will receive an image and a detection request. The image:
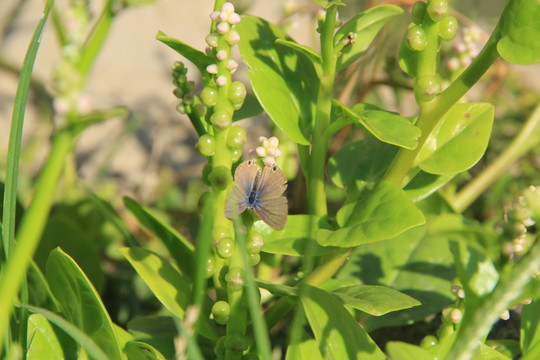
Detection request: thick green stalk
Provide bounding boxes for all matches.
[452,102,540,212]
[0,130,73,344]
[307,5,337,216]
[383,23,501,187]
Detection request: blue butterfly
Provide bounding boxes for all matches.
[225,160,288,230]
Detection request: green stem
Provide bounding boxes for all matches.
[452,103,540,212]
[307,5,337,217]
[383,23,502,187]
[0,130,73,344]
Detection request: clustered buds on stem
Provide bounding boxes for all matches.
[254,136,283,166]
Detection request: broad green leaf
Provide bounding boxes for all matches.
[337,215,456,330]
[127,316,176,360]
[22,304,107,360]
[485,340,521,359]
[27,314,66,360]
[156,31,213,81]
[27,260,59,311]
[497,0,540,64]
[275,39,322,70]
[416,103,494,175]
[332,285,421,316]
[335,5,404,71]
[386,342,433,360]
[317,181,425,247]
[237,15,318,145]
[333,100,420,149]
[125,341,166,360]
[45,249,123,360]
[257,280,297,298]
[405,172,455,202]
[301,284,386,360]
[312,0,346,8]
[522,300,540,355]
[119,247,217,341]
[328,137,397,196]
[123,196,195,277]
[254,215,333,256]
[285,329,323,360]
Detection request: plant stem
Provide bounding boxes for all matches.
[0,130,73,343]
[383,23,502,187]
[307,5,337,217]
[451,103,540,212]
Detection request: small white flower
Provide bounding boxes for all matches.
[217,22,230,34]
[216,75,227,86]
[206,64,218,74]
[228,13,241,25]
[216,50,227,61]
[226,59,238,73]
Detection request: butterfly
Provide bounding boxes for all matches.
[225,160,288,230]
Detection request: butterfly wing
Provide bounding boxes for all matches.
[225,160,260,218]
[253,164,288,230]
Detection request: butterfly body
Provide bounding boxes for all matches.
[225,160,288,230]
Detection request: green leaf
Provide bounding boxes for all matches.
[333,100,420,150]
[127,316,176,360]
[335,5,404,71]
[45,248,123,360]
[27,314,67,360]
[257,280,297,298]
[416,103,494,175]
[232,93,264,121]
[119,247,217,341]
[237,15,319,145]
[328,137,398,193]
[156,30,213,81]
[275,39,322,70]
[337,214,457,330]
[497,0,540,64]
[123,196,195,277]
[22,304,107,360]
[386,342,433,360]
[285,329,323,360]
[405,172,455,202]
[332,285,421,316]
[254,215,333,256]
[317,181,425,247]
[125,341,166,360]
[522,300,540,355]
[301,284,386,360]
[312,0,346,8]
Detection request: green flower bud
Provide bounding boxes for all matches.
[211,300,231,325]
[427,0,449,22]
[205,257,215,277]
[176,102,186,114]
[201,86,219,107]
[193,103,207,117]
[225,334,248,353]
[197,134,216,157]
[202,163,212,186]
[406,24,428,51]
[249,253,261,266]
[226,267,244,291]
[411,1,427,24]
[247,231,264,254]
[216,237,234,258]
[182,94,194,106]
[228,81,247,103]
[438,16,458,41]
[420,335,438,348]
[230,149,242,162]
[213,225,231,241]
[414,75,441,101]
[198,191,212,211]
[214,336,227,357]
[208,166,232,190]
[173,87,184,99]
[227,126,247,149]
[211,109,233,129]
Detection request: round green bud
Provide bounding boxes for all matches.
[232,100,244,111]
[228,81,247,103]
[214,336,227,357]
[208,166,232,190]
[200,86,218,107]
[193,103,207,117]
[176,102,186,114]
[438,16,458,41]
[205,256,215,277]
[198,191,212,211]
[197,134,216,157]
[411,1,427,24]
[202,163,213,186]
[225,334,248,353]
[173,87,184,99]
[213,225,231,241]
[420,335,438,348]
[183,94,194,106]
[406,25,427,51]
[230,149,242,162]
[212,300,231,325]
[427,0,449,22]
[249,253,261,266]
[216,237,234,259]
[414,75,441,101]
[210,110,233,129]
[226,267,244,291]
[247,231,264,254]
[227,126,247,149]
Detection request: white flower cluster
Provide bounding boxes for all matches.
[255,136,282,166]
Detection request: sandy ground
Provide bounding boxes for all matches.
[1,0,539,202]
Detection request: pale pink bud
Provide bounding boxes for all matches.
[216,75,227,86]
[316,9,326,21]
[263,157,277,166]
[210,11,220,21]
[216,50,227,61]
[217,22,230,34]
[255,146,267,157]
[206,64,218,74]
[205,33,219,48]
[220,2,235,15]
[228,13,241,25]
[226,30,241,45]
[219,12,229,22]
[269,136,279,147]
[226,59,238,72]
